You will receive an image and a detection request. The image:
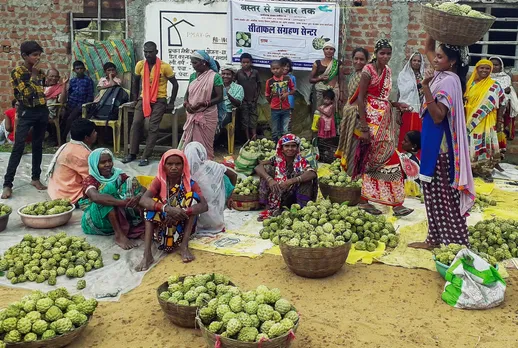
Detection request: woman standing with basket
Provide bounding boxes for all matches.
[355,39,413,217]
[409,35,475,249]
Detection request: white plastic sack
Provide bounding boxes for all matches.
[442,249,506,309]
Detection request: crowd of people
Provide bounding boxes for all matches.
[1,35,517,270]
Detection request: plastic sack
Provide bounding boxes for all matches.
[442,249,506,309]
[301,138,318,170]
[311,111,321,132]
[235,140,259,175]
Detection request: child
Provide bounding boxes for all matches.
[280,57,296,132]
[60,60,94,144]
[2,41,48,199]
[236,53,261,140]
[265,60,295,143]
[317,89,336,139]
[398,130,421,198]
[94,62,122,102]
[0,100,17,145]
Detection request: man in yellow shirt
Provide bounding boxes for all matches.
[123,41,179,166]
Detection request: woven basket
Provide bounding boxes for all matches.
[317,137,338,164]
[421,4,495,46]
[5,317,91,348]
[279,242,351,278]
[197,316,299,348]
[319,182,361,206]
[231,193,262,211]
[157,277,236,328]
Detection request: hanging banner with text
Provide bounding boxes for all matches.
[228,0,340,70]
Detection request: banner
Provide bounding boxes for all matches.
[227,0,340,70]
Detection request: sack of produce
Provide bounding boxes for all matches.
[235,140,261,175]
[421,2,495,46]
[442,249,506,309]
[300,137,318,169]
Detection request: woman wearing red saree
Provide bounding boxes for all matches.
[356,39,413,217]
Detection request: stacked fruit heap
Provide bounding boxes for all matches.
[0,288,97,344]
[0,203,12,217]
[243,139,276,162]
[198,284,298,342]
[432,243,497,267]
[159,273,232,307]
[260,199,399,250]
[320,159,362,188]
[20,199,73,216]
[0,233,104,285]
[298,138,311,153]
[474,195,497,211]
[233,177,260,197]
[468,218,518,261]
[425,2,492,18]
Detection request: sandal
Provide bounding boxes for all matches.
[122,154,136,164]
[138,159,150,167]
[359,204,382,215]
[393,206,414,217]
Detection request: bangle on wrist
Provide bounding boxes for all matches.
[186,207,193,216]
[267,177,273,181]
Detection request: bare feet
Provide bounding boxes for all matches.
[135,255,154,272]
[408,242,436,250]
[180,247,195,263]
[115,234,138,250]
[31,180,47,190]
[1,187,12,199]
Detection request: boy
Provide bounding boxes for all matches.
[94,62,122,102]
[60,60,94,144]
[236,53,261,140]
[265,60,295,143]
[280,57,296,132]
[2,41,48,199]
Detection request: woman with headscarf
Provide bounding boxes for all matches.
[490,56,518,144]
[310,42,343,111]
[335,47,369,175]
[255,134,318,220]
[136,149,208,271]
[184,141,237,236]
[464,59,505,182]
[182,50,224,160]
[355,39,413,217]
[409,35,475,250]
[79,148,145,250]
[397,52,425,153]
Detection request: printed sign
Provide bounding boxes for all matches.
[228,0,340,70]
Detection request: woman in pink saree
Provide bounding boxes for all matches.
[182,50,224,160]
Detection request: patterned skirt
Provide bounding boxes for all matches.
[361,151,405,206]
[422,153,468,246]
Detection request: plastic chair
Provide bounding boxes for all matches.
[225,108,237,155]
[47,103,64,146]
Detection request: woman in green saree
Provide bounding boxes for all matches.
[310,42,343,112]
[79,148,145,250]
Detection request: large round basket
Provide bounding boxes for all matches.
[5,316,91,348]
[421,4,495,46]
[280,242,351,278]
[231,193,261,211]
[17,204,75,229]
[156,277,236,328]
[197,316,299,348]
[319,182,361,206]
[0,212,11,233]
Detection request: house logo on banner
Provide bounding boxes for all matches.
[228,0,340,70]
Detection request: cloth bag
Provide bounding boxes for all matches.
[442,249,506,309]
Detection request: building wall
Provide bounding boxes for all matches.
[0,0,83,111]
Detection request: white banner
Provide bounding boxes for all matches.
[227,0,340,70]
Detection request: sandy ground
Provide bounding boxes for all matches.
[1,251,517,348]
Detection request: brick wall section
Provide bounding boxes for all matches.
[0,0,82,112]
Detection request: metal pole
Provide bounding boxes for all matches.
[98,0,102,41]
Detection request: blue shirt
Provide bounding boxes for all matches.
[67,76,94,108]
[287,74,296,109]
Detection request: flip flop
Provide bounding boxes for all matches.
[359,204,382,215]
[138,159,150,167]
[393,207,414,217]
[121,155,136,164]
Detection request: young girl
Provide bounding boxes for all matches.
[398,130,421,197]
[317,89,336,139]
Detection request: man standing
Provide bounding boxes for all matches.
[2,41,49,199]
[123,41,179,166]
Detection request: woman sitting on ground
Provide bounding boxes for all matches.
[79,148,145,250]
[136,150,208,272]
[184,142,237,236]
[256,134,318,221]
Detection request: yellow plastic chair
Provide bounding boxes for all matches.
[225,108,237,155]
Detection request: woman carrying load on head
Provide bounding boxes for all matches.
[397,52,426,153]
[79,148,145,250]
[335,47,369,175]
[464,59,505,182]
[355,39,414,217]
[489,56,518,149]
[255,134,318,221]
[408,35,475,250]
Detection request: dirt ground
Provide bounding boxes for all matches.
[1,251,517,348]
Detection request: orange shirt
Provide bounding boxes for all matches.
[47,143,91,204]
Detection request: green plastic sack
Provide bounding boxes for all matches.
[302,138,318,170]
[235,140,259,174]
